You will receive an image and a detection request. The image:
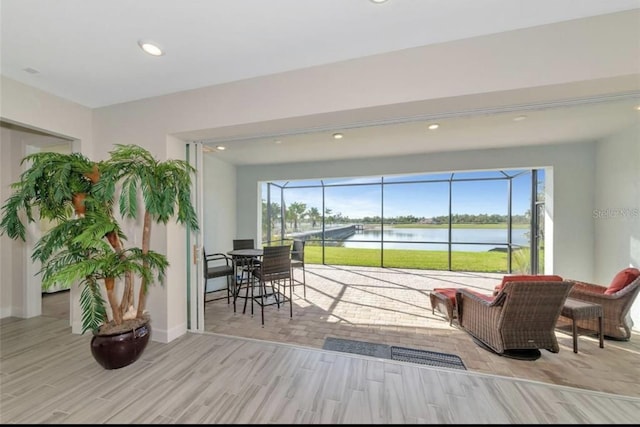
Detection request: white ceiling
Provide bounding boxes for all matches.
[1,0,639,165]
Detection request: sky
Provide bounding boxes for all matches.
[264,169,543,220]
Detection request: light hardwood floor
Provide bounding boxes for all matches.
[2,266,639,423]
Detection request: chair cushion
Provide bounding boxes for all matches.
[206,265,234,279]
[433,288,457,304]
[494,274,563,294]
[433,287,493,304]
[605,268,640,295]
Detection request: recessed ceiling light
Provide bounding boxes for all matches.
[216,145,226,151]
[333,133,344,140]
[513,115,527,121]
[427,123,439,130]
[273,140,282,144]
[635,105,640,111]
[138,40,164,56]
[370,0,388,3]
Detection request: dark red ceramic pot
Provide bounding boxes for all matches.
[90,322,151,370]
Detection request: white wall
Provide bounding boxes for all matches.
[0,126,24,318]
[594,124,640,331]
[0,127,11,318]
[237,142,597,280]
[203,154,237,254]
[0,77,93,155]
[161,136,191,342]
[203,153,237,293]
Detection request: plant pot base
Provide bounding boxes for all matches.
[91,322,151,369]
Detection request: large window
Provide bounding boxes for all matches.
[261,169,545,274]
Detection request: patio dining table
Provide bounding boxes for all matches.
[227,248,263,314]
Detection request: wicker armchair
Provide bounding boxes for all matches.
[566,276,640,340]
[456,280,573,357]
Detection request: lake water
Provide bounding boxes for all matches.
[342,227,529,252]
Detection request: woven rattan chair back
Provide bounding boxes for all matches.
[252,245,292,325]
[457,280,573,355]
[568,276,640,340]
[233,239,256,250]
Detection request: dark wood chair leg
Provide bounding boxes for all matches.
[572,319,578,353]
[598,316,604,348]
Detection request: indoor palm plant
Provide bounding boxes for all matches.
[0,144,198,368]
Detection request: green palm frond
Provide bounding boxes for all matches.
[0,151,96,240]
[71,214,121,250]
[40,246,168,293]
[118,175,139,219]
[101,144,198,230]
[0,190,30,240]
[32,208,123,264]
[79,277,107,333]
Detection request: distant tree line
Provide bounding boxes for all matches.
[361,213,528,224]
[263,200,529,235]
[430,213,529,224]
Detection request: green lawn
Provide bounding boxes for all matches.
[304,245,513,273]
